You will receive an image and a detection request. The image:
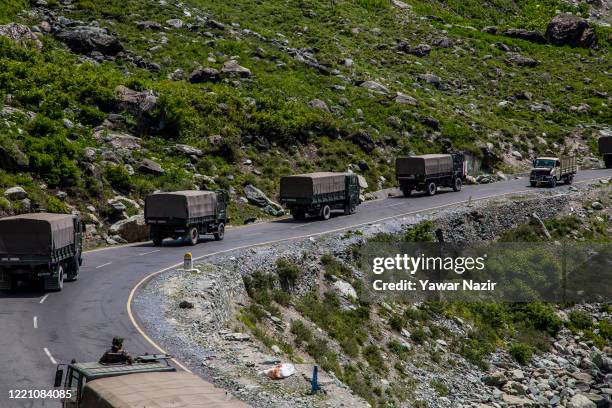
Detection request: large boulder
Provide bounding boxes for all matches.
[244,184,282,214]
[3,186,27,200]
[189,67,220,83]
[109,214,149,243]
[502,28,547,44]
[545,14,597,48]
[220,60,252,78]
[175,144,203,157]
[0,143,29,170]
[94,130,142,150]
[0,23,43,50]
[114,86,158,132]
[55,26,124,56]
[359,80,389,95]
[138,159,164,175]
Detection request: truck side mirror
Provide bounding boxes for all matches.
[54,369,64,388]
[532,160,536,167]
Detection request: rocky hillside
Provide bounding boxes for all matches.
[135,181,611,407]
[0,0,611,243]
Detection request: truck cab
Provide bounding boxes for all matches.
[529,156,576,188]
[54,354,176,407]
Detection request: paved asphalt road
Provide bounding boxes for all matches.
[0,169,610,407]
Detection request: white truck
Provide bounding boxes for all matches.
[529,155,577,188]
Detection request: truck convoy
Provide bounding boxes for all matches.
[395,153,466,196]
[529,155,577,187]
[0,213,83,291]
[54,354,249,408]
[145,190,228,246]
[599,135,612,169]
[279,172,361,220]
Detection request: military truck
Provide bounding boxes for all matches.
[396,153,466,196]
[599,135,612,169]
[145,190,228,246]
[0,213,83,291]
[54,354,249,408]
[279,172,361,220]
[529,155,577,187]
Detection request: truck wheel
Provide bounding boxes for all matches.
[188,227,199,246]
[426,182,437,196]
[566,175,574,185]
[292,210,306,221]
[321,205,331,220]
[152,236,163,247]
[549,178,557,188]
[214,223,225,241]
[453,178,462,192]
[53,265,64,291]
[66,259,79,282]
[530,181,537,187]
[344,202,356,215]
[401,188,412,197]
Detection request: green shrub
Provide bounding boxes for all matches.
[509,342,533,365]
[363,345,386,373]
[387,339,410,360]
[46,196,69,214]
[290,319,312,347]
[0,197,11,211]
[411,328,425,344]
[275,259,301,291]
[569,310,593,330]
[389,314,405,332]
[272,289,291,306]
[430,379,449,397]
[104,165,132,191]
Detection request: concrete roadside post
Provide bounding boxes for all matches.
[183,252,198,272]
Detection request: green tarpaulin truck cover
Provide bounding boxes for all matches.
[598,136,612,153]
[0,213,75,255]
[396,154,453,176]
[280,172,347,199]
[145,191,217,220]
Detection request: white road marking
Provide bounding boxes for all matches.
[43,348,57,365]
[39,294,49,304]
[386,202,405,208]
[33,316,38,329]
[96,262,112,269]
[127,174,608,375]
[290,224,309,229]
[139,250,160,256]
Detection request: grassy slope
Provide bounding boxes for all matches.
[0,0,610,222]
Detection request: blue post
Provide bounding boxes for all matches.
[311,365,319,394]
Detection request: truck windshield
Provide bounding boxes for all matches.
[533,159,556,168]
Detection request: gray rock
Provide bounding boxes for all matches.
[114,86,157,131]
[505,52,539,67]
[567,394,596,408]
[483,371,507,387]
[137,21,162,31]
[175,144,203,156]
[408,43,432,57]
[591,202,604,210]
[511,151,523,160]
[417,73,442,88]
[166,19,184,29]
[244,184,281,210]
[221,60,252,78]
[3,186,27,200]
[394,92,418,106]
[138,159,164,175]
[503,28,547,44]
[0,23,43,50]
[55,26,123,56]
[0,144,29,170]
[546,14,597,48]
[223,332,251,342]
[109,215,149,243]
[334,280,357,299]
[189,67,220,83]
[308,99,330,112]
[359,80,389,95]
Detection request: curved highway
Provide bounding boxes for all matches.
[0,169,610,407]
